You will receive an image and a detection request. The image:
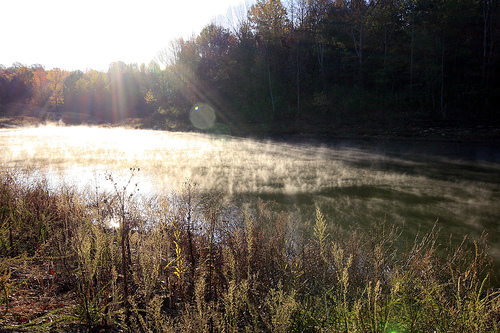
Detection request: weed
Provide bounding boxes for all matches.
[1,167,499,331]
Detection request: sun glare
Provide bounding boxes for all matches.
[1,0,249,71]
[190,103,216,130]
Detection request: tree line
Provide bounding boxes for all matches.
[1,0,499,135]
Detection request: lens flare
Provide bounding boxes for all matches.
[190,103,215,130]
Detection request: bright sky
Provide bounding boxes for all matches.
[1,0,251,72]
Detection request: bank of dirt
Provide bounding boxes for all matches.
[1,115,500,145]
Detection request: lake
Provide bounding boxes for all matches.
[1,126,500,267]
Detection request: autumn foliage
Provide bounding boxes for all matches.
[1,0,499,134]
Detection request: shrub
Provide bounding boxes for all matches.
[0,167,499,331]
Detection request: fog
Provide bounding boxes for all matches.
[2,126,500,263]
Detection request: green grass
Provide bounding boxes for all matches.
[0,166,499,332]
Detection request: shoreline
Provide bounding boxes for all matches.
[2,115,500,146]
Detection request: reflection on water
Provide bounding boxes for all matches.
[1,126,500,265]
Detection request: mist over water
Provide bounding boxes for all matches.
[2,126,500,264]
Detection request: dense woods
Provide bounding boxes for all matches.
[1,0,499,136]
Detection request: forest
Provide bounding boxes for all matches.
[1,0,499,137]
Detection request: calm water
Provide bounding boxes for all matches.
[2,126,500,265]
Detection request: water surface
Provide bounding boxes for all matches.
[2,126,499,265]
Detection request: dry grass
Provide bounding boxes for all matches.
[0,166,499,332]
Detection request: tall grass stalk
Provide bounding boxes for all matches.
[1,167,499,331]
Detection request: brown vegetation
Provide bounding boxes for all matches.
[0,167,499,332]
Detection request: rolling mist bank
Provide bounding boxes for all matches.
[1,126,499,260]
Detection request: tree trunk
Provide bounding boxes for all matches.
[317,39,326,91]
[410,8,415,95]
[267,62,275,114]
[359,20,363,88]
[296,43,300,112]
[482,0,489,84]
[440,43,445,119]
